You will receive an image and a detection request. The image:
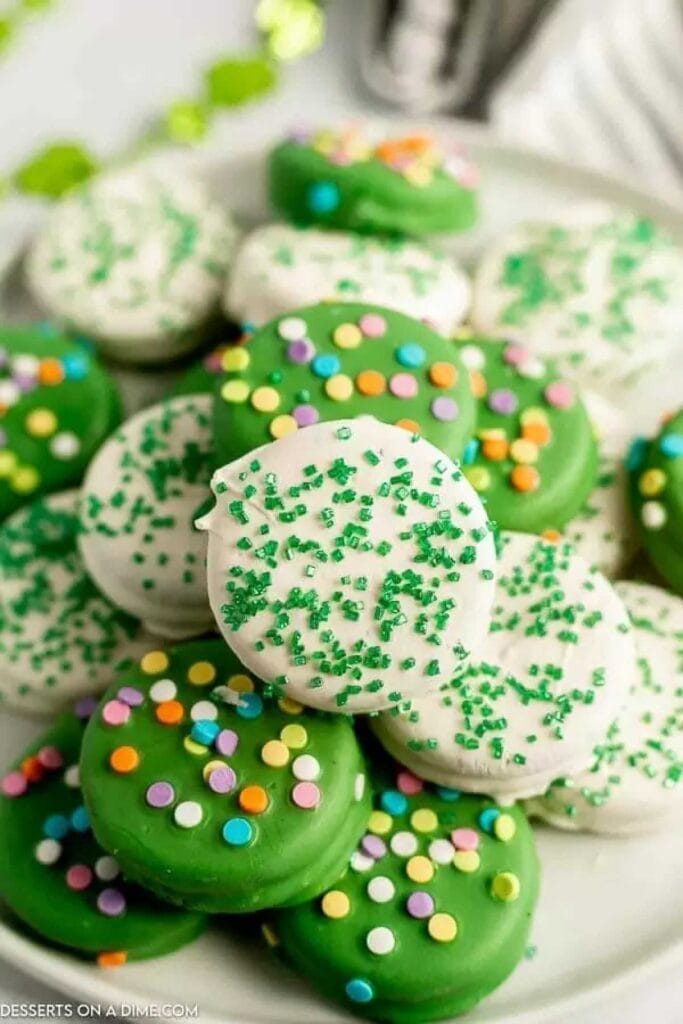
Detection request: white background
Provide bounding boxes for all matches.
[0,1,681,1021]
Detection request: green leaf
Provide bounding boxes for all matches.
[0,18,14,52]
[259,0,324,61]
[14,142,98,199]
[164,100,210,144]
[205,54,277,107]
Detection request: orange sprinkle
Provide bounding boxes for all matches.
[542,529,562,543]
[469,370,487,399]
[155,700,184,726]
[482,438,508,461]
[522,421,552,446]
[239,784,269,815]
[356,369,386,396]
[20,756,45,783]
[428,362,457,388]
[38,359,65,386]
[395,418,421,434]
[510,465,540,493]
[109,746,140,774]
[97,951,127,968]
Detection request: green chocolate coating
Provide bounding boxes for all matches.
[457,338,597,531]
[0,328,121,521]
[272,759,539,1023]
[628,409,683,594]
[269,133,477,236]
[0,713,205,961]
[213,303,476,466]
[80,639,371,913]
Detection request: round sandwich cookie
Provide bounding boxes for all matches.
[213,302,477,465]
[197,418,497,714]
[471,203,683,386]
[78,395,214,639]
[25,168,236,365]
[0,326,120,522]
[529,582,683,835]
[0,709,206,964]
[269,127,478,235]
[372,531,635,802]
[225,224,470,336]
[628,409,683,595]
[79,640,371,913]
[456,337,598,532]
[268,759,539,1024]
[0,492,148,715]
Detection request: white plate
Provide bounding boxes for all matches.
[0,122,682,1023]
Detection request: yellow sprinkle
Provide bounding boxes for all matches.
[493,813,516,842]
[403,164,432,188]
[0,451,17,478]
[428,912,458,942]
[639,468,666,497]
[261,922,279,947]
[202,759,227,782]
[463,466,490,492]
[25,408,57,438]
[221,379,250,404]
[280,723,308,749]
[491,871,520,902]
[251,386,280,413]
[477,427,506,440]
[325,374,354,401]
[269,414,298,439]
[453,850,480,873]
[332,323,362,349]
[278,696,303,715]
[321,890,350,919]
[410,808,438,834]
[228,674,254,693]
[221,347,250,372]
[184,737,208,757]
[261,739,290,768]
[10,466,39,494]
[140,651,169,674]
[406,855,434,883]
[520,406,548,426]
[509,439,539,464]
[187,661,216,686]
[368,811,393,836]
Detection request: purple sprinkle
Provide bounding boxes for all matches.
[97,888,126,917]
[430,396,459,422]
[488,388,518,415]
[74,696,98,720]
[215,729,238,757]
[293,404,320,428]
[361,834,387,860]
[207,766,237,794]
[117,686,144,707]
[15,376,37,393]
[146,781,175,808]
[406,891,435,919]
[287,339,315,364]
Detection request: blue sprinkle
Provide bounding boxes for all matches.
[478,807,501,834]
[222,817,253,846]
[311,354,340,379]
[241,321,256,336]
[236,692,263,720]
[380,789,408,816]
[191,720,220,745]
[345,979,374,1004]
[462,439,480,466]
[70,806,90,833]
[395,343,426,369]
[660,433,683,458]
[43,814,70,840]
[35,320,58,337]
[436,786,461,802]
[307,181,340,215]
[62,353,90,380]
[625,437,648,472]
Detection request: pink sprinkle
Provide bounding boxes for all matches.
[544,381,574,410]
[502,343,529,366]
[451,827,479,851]
[65,864,93,891]
[1,772,28,798]
[204,349,225,374]
[291,781,321,810]
[101,700,131,727]
[389,373,418,399]
[359,314,387,338]
[37,747,64,771]
[396,771,424,796]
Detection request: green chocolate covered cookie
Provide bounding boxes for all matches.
[0,710,205,964]
[0,327,121,521]
[80,640,371,913]
[456,337,598,532]
[269,128,478,235]
[628,409,683,595]
[269,757,539,1023]
[213,303,476,466]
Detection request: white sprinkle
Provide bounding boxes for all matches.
[0,382,20,407]
[292,754,320,781]
[94,855,120,881]
[641,501,666,530]
[367,876,395,903]
[350,851,374,873]
[390,830,418,857]
[429,838,455,865]
[50,432,80,460]
[366,926,395,955]
[174,800,203,829]
[11,355,40,378]
[277,316,307,341]
[190,700,218,722]
[150,679,177,703]
[354,773,365,801]
[517,357,545,379]
[63,764,80,789]
[35,838,62,865]
[458,344,485,370]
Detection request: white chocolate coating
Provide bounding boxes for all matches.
[563,455,638,579]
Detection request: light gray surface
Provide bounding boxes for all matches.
[0,1,681,1021]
